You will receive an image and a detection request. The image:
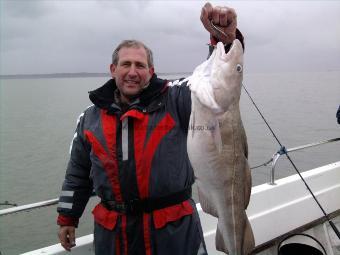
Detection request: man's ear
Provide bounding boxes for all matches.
[149,66,155,76]
[110,64,116,77]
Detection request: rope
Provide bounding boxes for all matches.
[242,83,340,240]
[250,158,273,170]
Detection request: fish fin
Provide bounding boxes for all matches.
[197,185,218,217]
[212,119,223,154]
[190,96,196,138]
[187,49,223,114]
[215,224,229,254]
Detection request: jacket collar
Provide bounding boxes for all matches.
[89,74,168,113]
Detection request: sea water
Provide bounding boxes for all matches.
[0,72,339,254]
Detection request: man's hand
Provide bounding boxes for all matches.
[58,226,76,251]
[200,2,237,45]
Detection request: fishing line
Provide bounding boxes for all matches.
[242,83,340,240]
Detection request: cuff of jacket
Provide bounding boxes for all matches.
[57,214,79,227]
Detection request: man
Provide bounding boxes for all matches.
[57,2,244,254]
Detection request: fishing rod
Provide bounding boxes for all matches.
[242,83,340,240]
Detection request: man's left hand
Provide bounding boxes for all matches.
[200,2,237,45]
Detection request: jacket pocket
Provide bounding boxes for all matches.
[152,200,194,229]
[92,203,119,230]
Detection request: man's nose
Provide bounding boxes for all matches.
[127,65,137,77]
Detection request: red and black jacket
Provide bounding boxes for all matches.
[57,75,205,254]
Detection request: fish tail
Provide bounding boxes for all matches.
[243,218,255,255]
[216,219,255,255]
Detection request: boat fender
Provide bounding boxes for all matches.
[277,233,327,255]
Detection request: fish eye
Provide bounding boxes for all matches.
[236,64,243,73]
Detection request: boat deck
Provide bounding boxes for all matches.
[21,161,340,255]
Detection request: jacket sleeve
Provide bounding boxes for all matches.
[167,79,192,132]
[57,110,93,227]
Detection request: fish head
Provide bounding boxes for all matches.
[211,40,244,111]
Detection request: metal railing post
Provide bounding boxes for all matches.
[268,137,340,185]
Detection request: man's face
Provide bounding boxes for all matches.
[110,46,154,102]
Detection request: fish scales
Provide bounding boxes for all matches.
[187,40,255,255]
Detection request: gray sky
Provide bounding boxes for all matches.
[1,0,340,75]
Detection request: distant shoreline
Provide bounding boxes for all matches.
[0,73,110,79]
[0,72,192,80]
[1,70,339,80]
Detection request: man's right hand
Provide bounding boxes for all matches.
[58,226,76,251]
[200,2,237,45]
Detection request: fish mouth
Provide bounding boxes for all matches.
[230,39,242,53]
[218,39,242,61]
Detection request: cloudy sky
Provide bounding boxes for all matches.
[1,0,339,75]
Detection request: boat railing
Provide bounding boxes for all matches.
[0,198,59,216]
[269,137,340,185]
[1,137,339,216]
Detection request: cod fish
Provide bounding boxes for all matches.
[187,40,255,255]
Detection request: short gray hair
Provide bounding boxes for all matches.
[112,40,154,67]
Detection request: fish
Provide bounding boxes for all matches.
[187,40,255,255]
